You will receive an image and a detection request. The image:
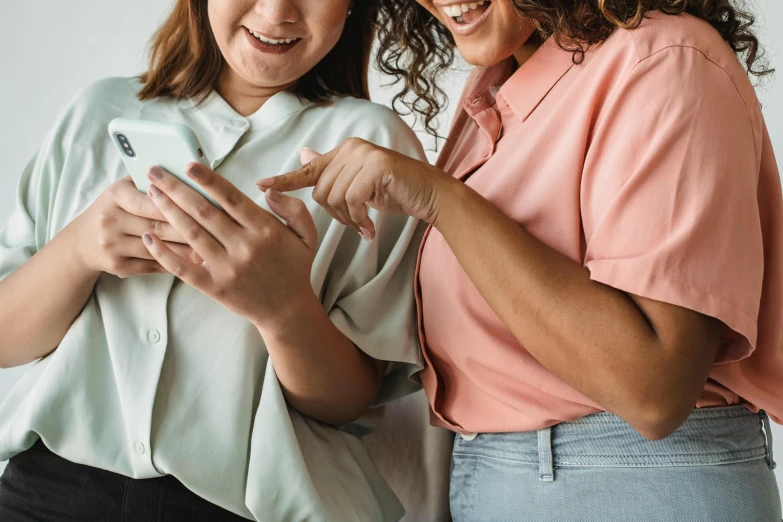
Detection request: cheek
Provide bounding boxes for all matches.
[207,2,235,55]
[306,8,348,51]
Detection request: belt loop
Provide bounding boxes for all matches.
[760,410,777,470]
[537,426,554,482]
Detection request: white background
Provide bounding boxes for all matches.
[0,0,780,500]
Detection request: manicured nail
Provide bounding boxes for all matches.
[148,184,162,197]
[148,167,164,180]
[267,189,283,203]
[256,179,274,190]
[143,233,154,246]
[186,164,202,179]
[360,227,375,242]
[300,147,320,165]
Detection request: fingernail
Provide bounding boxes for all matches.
[186,164,202,179]
[360,227,375,242]
[300,147,320,165]
[148,167,164,180]
[148,184,162,197]
[267,189,283,203]
[143,233,154,246]
[256,179,274,191]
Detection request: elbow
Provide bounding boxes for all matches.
[623,396,695,441]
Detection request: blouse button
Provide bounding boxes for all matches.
[148,329,161,344]
[134,442,146,455]
[232,119,248,128]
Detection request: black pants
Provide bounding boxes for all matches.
[0,441,249,521]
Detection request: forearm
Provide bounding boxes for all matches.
[0,220,99,367]
[255,291,385,426]
[433,180,716,436]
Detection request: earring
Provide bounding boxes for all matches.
[347,9,353,17]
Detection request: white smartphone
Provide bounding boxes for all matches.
[108,118,219,207]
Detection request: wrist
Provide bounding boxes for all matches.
[430,175,467,229]
[58,219,101,280]
[252,286,323,337]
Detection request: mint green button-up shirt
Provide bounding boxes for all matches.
[0,77,426,521]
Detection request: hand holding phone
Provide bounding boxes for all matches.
[108,118,219,207]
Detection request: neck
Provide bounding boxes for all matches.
[512,33,543,69]
[216,68,297,116]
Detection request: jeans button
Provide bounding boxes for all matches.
[460,432,478,441]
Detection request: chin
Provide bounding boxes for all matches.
[456,45,508,68]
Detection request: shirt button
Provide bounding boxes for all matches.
[232,119,248,127]
[460,432,478,441]
[134,442,146,455]
[148,329,161,344]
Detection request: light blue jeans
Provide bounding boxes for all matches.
[450,406,781,521]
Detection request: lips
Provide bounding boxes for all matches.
[243,27,301,55]
[442,1,491,24]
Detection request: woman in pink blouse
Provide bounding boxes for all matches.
[259,1,782,519]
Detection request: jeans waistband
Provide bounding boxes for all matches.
[453,406,776,482]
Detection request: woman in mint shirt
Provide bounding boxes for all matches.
[0,1,425,520]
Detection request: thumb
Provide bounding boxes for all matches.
[265,189,318,252]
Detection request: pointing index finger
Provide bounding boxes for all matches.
[256,147,338,193]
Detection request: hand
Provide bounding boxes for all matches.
[255,139,453,239]
[141,164,318,328]
[72,176,202,278]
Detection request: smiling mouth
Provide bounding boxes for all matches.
[441,1,491,25]
[244,27,300,46]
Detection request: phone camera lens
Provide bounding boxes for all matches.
[116,133,135,157]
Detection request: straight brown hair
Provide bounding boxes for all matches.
[138,0,379,103]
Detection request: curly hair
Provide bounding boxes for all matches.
[375,0,773,138]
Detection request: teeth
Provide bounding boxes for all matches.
[250,30,295,45]
[443,1,486,18]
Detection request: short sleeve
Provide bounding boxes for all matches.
[324,107,427,405]
[582,46,763,363]
[0,140,62,283]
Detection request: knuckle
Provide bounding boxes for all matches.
[150,220,167,235]
[133,192,149,214]
[98,239,114,251]
[345,137,364,149]
[224,267,240,283]
[224,191,242,209]
[367,149,387,165]
[195,201,214,221]
[327,193,344,208]
[185,225,201,242]
[97,212,116,230]
[107,182,122,197]
[109,258,126,273]
[312,188,327,205]
[344,191,363,206]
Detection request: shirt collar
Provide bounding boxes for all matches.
[494,36,576,122]
[186,89,312,131]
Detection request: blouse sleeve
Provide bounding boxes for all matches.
[0,129,64,282]
[322,107,427,405]
[582,46,763,364]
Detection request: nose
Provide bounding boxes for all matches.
[254,0,300,25]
